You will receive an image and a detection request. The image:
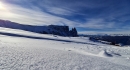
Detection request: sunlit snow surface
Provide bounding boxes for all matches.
[0,27,130,70]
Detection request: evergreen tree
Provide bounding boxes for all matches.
[70,27,78,37]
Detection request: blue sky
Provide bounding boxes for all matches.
[0,0,130,34]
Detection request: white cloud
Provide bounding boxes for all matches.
[79,18,115,29]
[0,1,80,27]
[44,7,72,15]
[0,2,120,30]
[0,0,130,34]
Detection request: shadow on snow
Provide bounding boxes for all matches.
[0,32,96,45]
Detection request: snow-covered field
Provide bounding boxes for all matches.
[0,27,130,70]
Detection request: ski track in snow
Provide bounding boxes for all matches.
[0,28,130,70]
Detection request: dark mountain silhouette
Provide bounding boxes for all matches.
[0,19,78,37]
[89,36,130,46]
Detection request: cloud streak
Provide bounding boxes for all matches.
[0,0,130,34]
[0,1,80,27]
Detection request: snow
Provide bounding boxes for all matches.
[0,27,130,70]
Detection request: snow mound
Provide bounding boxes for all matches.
[98,50,122,58]
[98,50,113,57]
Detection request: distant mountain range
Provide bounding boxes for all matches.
[89,36,130,46]
[79,33,130,37]
[0,19,78,37]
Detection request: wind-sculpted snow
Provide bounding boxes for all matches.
[0,28,130,70]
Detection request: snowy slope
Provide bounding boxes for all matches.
[0,27,130,70]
